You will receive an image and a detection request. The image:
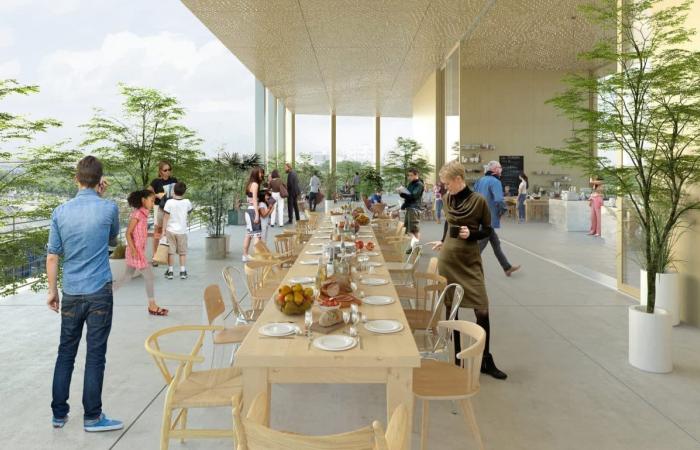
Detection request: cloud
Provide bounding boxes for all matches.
[0,28,14,48]
[36,31,255,153]
[0,0,79,14]
[0,60,21,78]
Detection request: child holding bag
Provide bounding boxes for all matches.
[114,189,168,316]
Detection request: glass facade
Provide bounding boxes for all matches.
[444,46,460,165]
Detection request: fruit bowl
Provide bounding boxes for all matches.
[275,284,315,315]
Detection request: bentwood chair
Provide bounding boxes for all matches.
[233,392,408,450]
[222,266,265,323]
[203,284,252,366]
[244,260,279,308]
[145,325,242,450]
[397,273,447,328]
[252,241,292,273]
[413,320,486,450]
[274,234,300,263]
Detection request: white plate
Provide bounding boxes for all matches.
[363,252,379,257]
[259,323,298,337]
[357,234,373,238]
[312,335,357,352]
[362,295,395,306]
[367,262,383,267]
[288,276,315,284]
[300,259,319,265]
[309,243,324,247]
[364,320,404,334]
[361,277,389,286]
[305,250,323,255]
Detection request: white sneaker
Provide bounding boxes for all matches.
[410,237,419,249]
[241,255,250,262]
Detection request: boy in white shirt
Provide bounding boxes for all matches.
[161,182,193,279]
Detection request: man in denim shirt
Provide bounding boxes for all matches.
[46,156,124,431]
[473,161,521,277]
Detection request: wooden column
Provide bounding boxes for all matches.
[330,113,337,174]
[375,115,381,172]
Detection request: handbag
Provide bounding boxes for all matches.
[152,240,170,264]
[279,183,289,198]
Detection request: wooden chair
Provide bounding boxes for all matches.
[222,266,265,323]
[144,325,242,450]
[397,273,447,328]
[386,245,422,286]
[203,284,252,366]
[274,234,300,263]
[244,260,279,308]
[307,211,322,230]
[232,392,408,450]
[252,241,293,272]
[410,284,464,360]
[414,320,486,450]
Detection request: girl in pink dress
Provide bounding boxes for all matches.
[588,185,604,237]
[114,190,168,315]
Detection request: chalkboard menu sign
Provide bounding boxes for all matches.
[499,155,524,195]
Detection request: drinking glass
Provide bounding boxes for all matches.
[342,311,351,330]
[304,309,313,336]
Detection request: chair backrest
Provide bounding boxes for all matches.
[144,325,215,384]
[222,266,247,321]
[426,256,438,275]
[274,234,295,259]
[408,273,448,316]
[233,392,407,450]
[203,284,226,325]
[404,244,422,266]
[437,320,486,394]
[254,241,273,258]
[426,284,464,350]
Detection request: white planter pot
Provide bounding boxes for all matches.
[205,236,227,260]
[628,305,672,373]
[640,269,680,326]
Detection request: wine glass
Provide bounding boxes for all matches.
[304,309,313,336]
[342,311,351,331]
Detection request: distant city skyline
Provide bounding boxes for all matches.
[0,0,412,160]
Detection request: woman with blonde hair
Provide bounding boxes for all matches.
[429,159,507,379]
[149,161,177,266]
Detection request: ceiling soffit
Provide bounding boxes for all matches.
[182,0,612,117]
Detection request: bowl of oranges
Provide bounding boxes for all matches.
[275,283,315,315]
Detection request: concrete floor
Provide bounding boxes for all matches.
[1,218,699,450]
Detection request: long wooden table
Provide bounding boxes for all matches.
[234,218,420,443]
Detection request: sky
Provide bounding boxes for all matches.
[0,0,412,161]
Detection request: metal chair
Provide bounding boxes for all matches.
[203,284,252,366]
[411,283,464,360]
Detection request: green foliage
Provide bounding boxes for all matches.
[538,0,700,312]
[295,153,325,196]
[358,166,383,197]
[383,137,433,189]
[1,78,78,295]
[189,151,261,236]
[80,84,204,193]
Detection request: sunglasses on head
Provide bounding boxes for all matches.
[162,168,171,172]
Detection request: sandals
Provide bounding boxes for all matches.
[148,306,169,316]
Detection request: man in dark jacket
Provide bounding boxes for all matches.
[284,163,301,224]
[398,167,424,249]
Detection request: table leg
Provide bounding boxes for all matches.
[387,367,413,449]
[242,368,270,426]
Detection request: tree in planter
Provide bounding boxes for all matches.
[383,137,433,189]
[357,166,384,198]
[539,0,700,314]
[194,156,231,238]
[80,84,204,193]
[220,151,261,219]
[0,79,80,295]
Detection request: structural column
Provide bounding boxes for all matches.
[375,115,381,172]
[290,112,296,166]
[276,98,285,162]
[266,90,277,165]
[435,68,446,183]
[330,113,337,173]
[254,79,266,163]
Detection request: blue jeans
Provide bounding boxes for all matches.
[517,193,526,221]
[435,199,443,220]
[51,282,113,420]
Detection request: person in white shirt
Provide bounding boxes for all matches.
[517,173,528,223]
[308,173,321,211]
[161,182,193,279]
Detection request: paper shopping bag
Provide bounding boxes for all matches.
[152,242,170,264]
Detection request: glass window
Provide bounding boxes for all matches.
[337,116,374,164]
[444,48,460,164]
[295,114,331,166]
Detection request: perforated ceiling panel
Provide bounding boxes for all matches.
[181,0,611,117]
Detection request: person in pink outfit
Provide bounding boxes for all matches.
[114,189,168,316]
[588,184,604,236]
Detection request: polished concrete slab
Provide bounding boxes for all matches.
[1,219,698,449]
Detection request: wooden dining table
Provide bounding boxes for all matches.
[234,217,420,445]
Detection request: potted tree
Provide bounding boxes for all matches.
[323,171,338,212]
[219,152,260,226]
[540,0,700,373]
[197,156,232,259]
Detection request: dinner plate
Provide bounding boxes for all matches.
[259,323,298,337]
[299,259,319,265]
[309,243,324,247]
[367,262,383,267]
[363,252,379,257]
[364,320,404,334]
[361,277,389,286]
[362,295,394,306]
[288,276,315,284]
[357,234,373,238]
[305,250,323,255]
[312,335,357,352]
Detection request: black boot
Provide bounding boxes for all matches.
[481,354,507,380]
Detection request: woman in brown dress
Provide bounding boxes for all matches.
[430,159,507,380]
